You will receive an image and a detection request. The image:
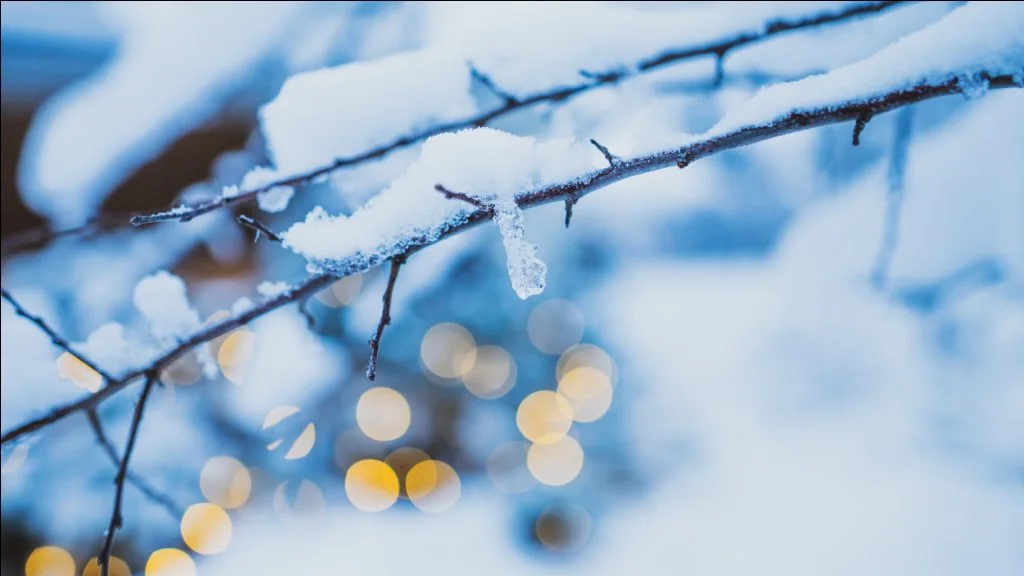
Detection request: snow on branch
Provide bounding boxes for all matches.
[3,1,1021,448]
[128,1,911,226]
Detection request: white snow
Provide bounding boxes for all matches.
[132,271,202,343]
[428,2,897,98]
[711,2,1024,136]
[283,127,597,298]
[259,49,477,177]
[76,322,132,374]
[257,281,291,299]
[17,2,311,227]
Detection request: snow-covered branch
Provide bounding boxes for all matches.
[5,65,1018,447]
[128,1,910,226]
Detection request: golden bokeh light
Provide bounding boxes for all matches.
[527,436,584,487]
[420,323,477,379]
[199,456,252,509]
[535,504,593,553]
[56,352,102,393]
[145,549,195,576]
[556,344,618,388]
[557,366,613,423]
[527,299,585,355]
[217,330,256,385]
[315,274,363,307]
[82,556,131,576]
[406,460,461,513]
[1,443,29,475]
[160,351,203,386]
[384,447,430,499]
[180,503,232,555]
[356,387,411,442]
[462,345,516,399]
[486,441,535,494]
[516,391,574,444]
[345,459,399,512]
[25,546,74,576]
[273,479,326,523]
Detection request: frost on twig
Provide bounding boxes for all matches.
[367,256,405,381]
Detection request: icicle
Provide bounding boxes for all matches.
[493,198,547,299]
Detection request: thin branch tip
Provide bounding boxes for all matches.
[853,112,874,146]
[470,65,518,105]
[589,139,622,168]
[237,214,283,243]
[435,184,487,208]
[366,257,406,380]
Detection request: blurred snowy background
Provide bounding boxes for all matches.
[1,2,1022,575]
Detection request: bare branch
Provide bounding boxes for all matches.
[128,1,911,226]
[564,196,577,229]
[99,374,156,576]
[4,72,1017,448]
[237,214,283,243]
[366,256,406,381]
[470,65,517,105]
[853,111,874,146]
[86,409,180,518]
[871,105,915,290]
[1,288,116,382]
[1,273,335,446]
[435,184,488,209]
[0,213,138,257]
[590,139,623,168]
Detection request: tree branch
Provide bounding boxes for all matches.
[3,72,1018,448]
[86,408,180,518]
[237,214,283,243]
[1,288,116,382]
[98,374,156,576]
[128,1,911,226]
[366,256,406,381]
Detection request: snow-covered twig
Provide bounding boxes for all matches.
[86,408,180,518]
[3,71,1019,448]
[366,256,406,381]
[98,373,156,576]
[128,1,910,226]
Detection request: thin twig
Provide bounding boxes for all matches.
[0,213,138,257]
[590,139,622,168]
[1,288,115,382]
[470,65,518,104]
[98,374,156,576]
[86,408,180,518]
[871,105,914,290]
[853,111,874,146]
[3,72,1018,448]
[237,215,283,243]
[434,184,487,209]
[366,256,406,381]
[128,1,911,226]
